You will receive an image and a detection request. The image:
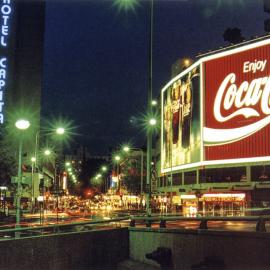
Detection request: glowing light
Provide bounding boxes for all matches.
[113,0,139,13]
[151,100,157,106]
[149,118,157,126]
[102,166,107,172]
[31,157,36,163]
[56,127,65,135]
[65,162,71,166]
[203,193,246,199]
[123,146,130,152]
[180,195,196,199]
[44,149,51,156]
[115,155,121,161]
[15,119,30,130]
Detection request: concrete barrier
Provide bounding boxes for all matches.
[0,227,129,270]
[129,227,270,270]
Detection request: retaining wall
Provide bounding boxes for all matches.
[0,227,129,270]
[129,227,270,270]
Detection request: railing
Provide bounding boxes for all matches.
[0,216,130,239]
[129,215,270,232]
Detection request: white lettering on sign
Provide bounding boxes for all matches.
[0,57,6,90]
[213,73,270,122]
[0,0,11,47]
[0,0,11,125]
[243,59,267,73]
[205,71,270,145]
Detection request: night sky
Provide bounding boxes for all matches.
[42,0,266,155]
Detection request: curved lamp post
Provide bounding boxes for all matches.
[15,119,30,227]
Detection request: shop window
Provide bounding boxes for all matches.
[173,173,182,186]
[251,165,270,181]
[199,167,246,183]
[184,171,196,185]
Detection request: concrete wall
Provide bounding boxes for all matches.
[0,227,129,270]
[129,227,270,270]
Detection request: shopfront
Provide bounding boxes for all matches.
[201,193,247,216]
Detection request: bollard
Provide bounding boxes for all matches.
[160,220,166,228]
[130,219,135,227]
[199,220,208,230]
[146,220,152,228]
[256,218,266,232]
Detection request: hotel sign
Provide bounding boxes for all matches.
[0,0,12,124]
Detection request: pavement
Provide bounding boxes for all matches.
[117,259,160,270]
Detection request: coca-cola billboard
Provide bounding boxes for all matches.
[203,39,270,161]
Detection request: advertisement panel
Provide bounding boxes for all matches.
[161,63,201,173]
[203,39,270,161]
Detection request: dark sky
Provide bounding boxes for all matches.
[42,0,267,155]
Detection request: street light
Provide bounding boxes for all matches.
[149,118,157,126]
[151,100,157,106]
[56,127,65,135]
[114,0,153,215]
[15,119,30,228]
[44,149,51,156]
[53,126,66,191]
[30,156,36,212]
[114,155,121,192]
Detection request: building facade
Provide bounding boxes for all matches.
[2,0,45,156]
[158,35,270,216]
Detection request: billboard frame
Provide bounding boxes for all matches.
[161,36,270,174]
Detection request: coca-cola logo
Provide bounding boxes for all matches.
[204,59,270,145]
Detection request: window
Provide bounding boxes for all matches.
[184,171,196,185]
[199,167,246,183]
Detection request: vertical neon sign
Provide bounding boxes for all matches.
[0,0,12,124]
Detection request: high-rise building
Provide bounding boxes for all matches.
[1,0,45,157]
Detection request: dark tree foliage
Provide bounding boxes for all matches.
[0,133,17,186]
[121,157,143,194]
[223,27,245,44]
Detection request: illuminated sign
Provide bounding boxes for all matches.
[0,0,12,124]
[161,37,270,173]
[204,38,270,161]
[161,63,201,173]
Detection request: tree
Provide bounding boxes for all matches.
[0,134,17,186]
[120,157,143,194]
[223,27,245,44]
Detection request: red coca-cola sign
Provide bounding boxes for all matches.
[204,40,270,160]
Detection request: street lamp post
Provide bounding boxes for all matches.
[30,156,36,212]
[114,155,121,193]
[15,119,30,228]
[115,0,154,215]
[146,0,154,216]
